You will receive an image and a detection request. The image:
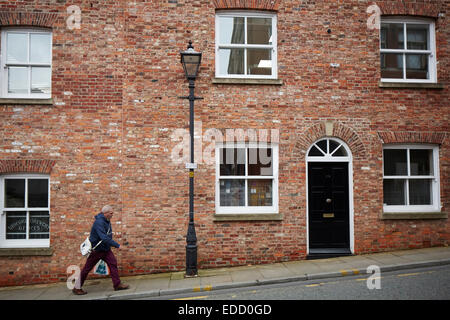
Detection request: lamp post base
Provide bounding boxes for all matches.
[185,219,198,277]
[185,243,198,277]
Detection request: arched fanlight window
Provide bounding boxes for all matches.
[307,138,351,160]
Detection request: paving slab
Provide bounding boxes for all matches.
[0,287,45,300]
[363,252,414,265]
[256,263,296,280]
[134,276,170,293]
[169,276,201,290]
[282,260,318,276]
[199,274,233,288]
[229,267,263,283]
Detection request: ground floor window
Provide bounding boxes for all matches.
[0,174,50,248]
[216,143,278,214]
[383,144,440,213]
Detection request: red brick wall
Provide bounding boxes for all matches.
[0,0,448,286]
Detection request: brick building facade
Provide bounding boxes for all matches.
[0,0,448,286]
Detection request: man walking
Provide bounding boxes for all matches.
[73,205,129,295]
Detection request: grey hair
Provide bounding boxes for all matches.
[101,205,113,213]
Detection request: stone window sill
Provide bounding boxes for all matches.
[381,212,447,220]
[213,214,283,222]
[212,78,283,85]
[0,248,53,256]
[0,98,53,105]
[379,82,444,89]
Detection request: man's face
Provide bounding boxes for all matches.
[104,209,114,221]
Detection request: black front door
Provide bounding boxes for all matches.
[308,162,350,250]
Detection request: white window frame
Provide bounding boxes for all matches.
[215,142,279,214]
[383,144,441,213]
[380,17,437,83]
[215,11,277,79]
[0,174,50,248]
[0,28,53,99]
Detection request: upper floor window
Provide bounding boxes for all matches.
[380,17,436,83]
[215,11,277,79]
[0,174,50,248]
[1,28,52,99]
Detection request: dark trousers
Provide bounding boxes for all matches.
[76,249,121,289]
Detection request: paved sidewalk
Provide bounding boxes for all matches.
[1,246,449,300]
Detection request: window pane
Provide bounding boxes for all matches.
[332,146,348,157]
[8,67,29,94]
[7,32,28,63]
[5,179,25,208]
[248,148,273,176]
[218,49,244,75]
[405,54,428,80]
[220,148,245,176]
[218,17,244,44]
[407,24,429,50]
[329,140,340,154]
[409,179,432,205]
[248,179,272,206]
[247,18,272,45]
[5,211,27,239]
[247,49,272,76]
[410,149,433,176]
[316,140,327,154]
[380,23,404,49]
[220,179,245,206]
[381,53,403,79]
[31,67,51,94]
[28,179,49,208]
[29,211,50,239]
[383,179,406,205]
[308,145,323,156]
[30,33,51,64]
[384,149,407,175]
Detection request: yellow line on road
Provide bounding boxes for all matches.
[173,295,208,300]
[356,276,381,281]
[397,272,420,277]
[306,283,324,287]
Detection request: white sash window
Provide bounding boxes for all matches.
[216,143,278,214]
[380,17,436,83]
[1,28,52,98]
[383,145,441,213]
[0,174,50,248]
[215,11,277,79]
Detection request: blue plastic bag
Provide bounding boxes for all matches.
[93,260,109,275]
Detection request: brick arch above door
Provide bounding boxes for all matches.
[294,121,367,161]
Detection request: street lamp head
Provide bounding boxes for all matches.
[180,41,202,80]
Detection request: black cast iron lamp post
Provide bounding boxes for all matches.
[180,41,202,277]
